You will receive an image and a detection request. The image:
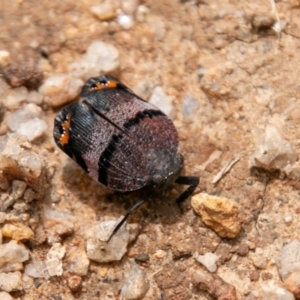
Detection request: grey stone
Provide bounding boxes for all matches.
[86,219,129,263]
[0,240,29,270]
[276,240,300,280]
[121,261,150,300]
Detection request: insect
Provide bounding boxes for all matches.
[53,74,199,242]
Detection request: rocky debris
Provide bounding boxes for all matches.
[148,86,175,119]
[11,180,27,199]
[67,275,82,292]
[3,86,28,110]
[6,103,47,142]
[45,243,66,277]
[24,261,49,279]
[90,2,117,21]
[191,193,242,238]
[283,269,300,299]
[251,248,268,269]
[0,291,14,300]
[260,281,295,300]
[42,207,75,245]
[2,222,34,241]
[0,271,23,292]
[65,248,90,276]
[86,219,130,263]
[1,60,43,89]
[0,240,29,271]
[191,269,237,300]
[68,41,120,81]
[276,240,300,281]
[120,261,150,300]
[27,90,44,105]
[249,124,297,172]
[0,134,46,193]
[194,252,218,273]
[39,75,83,107]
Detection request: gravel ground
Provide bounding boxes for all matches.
[1,0,300,299]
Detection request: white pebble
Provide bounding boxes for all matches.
[118,14,134,29]
[0,272,23,292]
[86,218,130,263]
[0,291,14,300]
[6,103,47,142]
[46,243,66,277]
[149,86,175,119]
[195,252,218,272]
[39,75,83,107]
[249,124,297,171]
[284,214,293,223]
[3,86,29,110]
[121,261,150,299]
[24,261,49,279]
[68,41,119,80]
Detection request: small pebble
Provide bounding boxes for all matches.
[0,271,23,292]
[3,86,29,110]
[237,244,249,256]
[45,243,66,277]
[276,240,300,281]
[181,95,199,118]
[67,275,82,292]
[27,90,43,105]
[149,86,175,119]
[85,219,129,263]
[11,180,27,199]
[39,75,83,107]
[65,248,90,276]
[2,223,34,241]
[6,103,47,142]
[284,269,300,299]
[122,0,139,14]
[191,193,242,238]
[261,281,295,300]
[90,3,117,21]
[0,240,29,269]
[153,250,165,259]
[0,50,10,67]
[24,261,49,279]
[249,124,297,171]
[195,252,218,273]
[134,253,150,263]
[68,40,119,81]
[0,291,14,300]
[121,261,150,300]
[118,14,134,29]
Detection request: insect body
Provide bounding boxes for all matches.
[53,75,199,241]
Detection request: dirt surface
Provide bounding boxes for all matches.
[1,0,300,299]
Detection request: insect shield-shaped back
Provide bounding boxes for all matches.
[53,75,183,192]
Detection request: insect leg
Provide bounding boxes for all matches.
[174,176,199,206]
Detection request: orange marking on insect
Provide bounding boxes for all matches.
[59,115,71,145]
[106,80,117,88]
[95,80,117,90]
